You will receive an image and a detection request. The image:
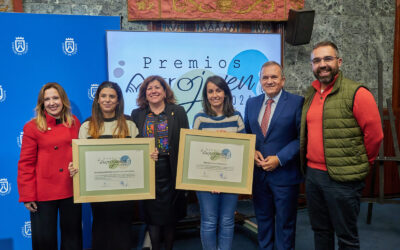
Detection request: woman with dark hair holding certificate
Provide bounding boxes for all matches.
[18,82,82,250]
[192,75,245,250]
[131,75,189,250]
[69,81,140,250]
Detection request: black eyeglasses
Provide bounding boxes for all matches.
[311,56,338,64]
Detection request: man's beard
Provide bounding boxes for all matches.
[313,65,339,84]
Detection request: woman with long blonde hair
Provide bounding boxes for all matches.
[18,82,82,250]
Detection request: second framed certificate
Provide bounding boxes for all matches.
[72,138,155,203]
[176,129,256,194]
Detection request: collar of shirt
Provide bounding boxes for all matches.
[264,89,282,105]
[146,107,166,116]
[103,116,117,122]
[258,89,282,126]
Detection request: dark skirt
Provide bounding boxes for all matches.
[91,201,135,250]
[143,156,185,225]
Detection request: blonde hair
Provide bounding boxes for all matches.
[34,82,74,131]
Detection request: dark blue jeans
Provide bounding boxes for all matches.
[196,191,238,250]
[306,167,365,250]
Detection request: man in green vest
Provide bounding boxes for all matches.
[300,41,383,250]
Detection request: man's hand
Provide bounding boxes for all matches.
[261,155,280,172]
[254,150,265,167]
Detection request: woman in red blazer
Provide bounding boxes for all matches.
[18,82,82,250]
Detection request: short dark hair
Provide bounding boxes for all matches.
[202,75,235,117]
[136,75,176,109]
[312,41,340,57]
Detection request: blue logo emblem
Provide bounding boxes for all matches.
[120,155,132,165]
[17,131,24,148]
[0,85,6,103]
[63,38,78,56]
[0,178,11,196]
[12,37,28,55]
[21,221,31,238]
[88,83,99,100]
[221,149,232,159]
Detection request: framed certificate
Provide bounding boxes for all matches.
[176,129,256,194]
[72,138,155,203]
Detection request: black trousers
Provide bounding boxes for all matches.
[30,197,82,250]
[306,167,365,250]
[91,201,135,250]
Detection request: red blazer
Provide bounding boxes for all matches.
[18,113,80,202]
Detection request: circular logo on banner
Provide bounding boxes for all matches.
[21,221,31,238]
[12,37,28,55]
[17,131,24,148]
[0,85,6,103]
[88,83,99,101]
[0,178,11,196]
[62,38,78,56]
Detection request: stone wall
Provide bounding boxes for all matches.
[23,0,395,100]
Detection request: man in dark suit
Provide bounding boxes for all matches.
[244,61,304,250]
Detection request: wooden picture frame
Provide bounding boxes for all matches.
[176,129,256,194]
[72,138,155,203]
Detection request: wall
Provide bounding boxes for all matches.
[22,0,395,101]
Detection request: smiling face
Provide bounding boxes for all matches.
[260,64,285,98]
[44,87,63,118]
[98,87,119,118]
[206,81,225,114]
[146,80,166,106]
[311,45,342,86]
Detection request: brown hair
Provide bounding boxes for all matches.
[136,75,176,109]
[312,41,340,57]
[34,82,74,131]
[202,75,235,117]
[88,81,129,138]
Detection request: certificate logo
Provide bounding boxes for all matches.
[0,85,6,103]
[17,131,24,148]
[0,178,11,196]
[21,221,31,238]
[12,37,28,55]
[120,155,132,166]
[108,159,120,169]
[99,155,132,169]
[221,149,232,159]
[201,148,231,161]
[62,38,78,56]
[88,83,99,100]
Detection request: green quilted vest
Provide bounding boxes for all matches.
[300,71,369,182]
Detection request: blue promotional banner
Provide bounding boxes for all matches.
[0,12,120,250]
[106,31,281,124]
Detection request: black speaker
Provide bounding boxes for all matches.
[285,9,315,46]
